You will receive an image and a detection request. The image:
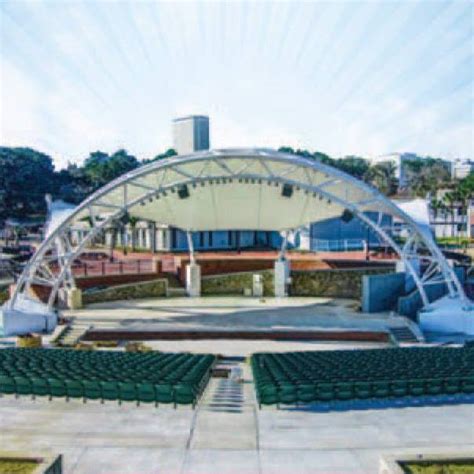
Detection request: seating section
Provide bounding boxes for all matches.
[0,348,215,406]
[251,346,474,406]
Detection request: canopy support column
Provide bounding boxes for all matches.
[186,231,201,297]
[275,231,290,297]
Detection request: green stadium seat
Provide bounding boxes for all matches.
[118,382,137,404]
[155,384,174,404]
[174,384,195,406]
[137,383,156,405]
[14,376,32,397]
[47,378,66,399]
[83,380,102,401]
[100,381,119,401]
[0,375,15,395]
[65,379,84,400]
[31,378,49,398]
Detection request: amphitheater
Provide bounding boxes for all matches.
[0,149,473,474]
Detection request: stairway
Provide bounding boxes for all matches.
[390,326,419,344]
[183,358,259,454]
[54,323,92,347]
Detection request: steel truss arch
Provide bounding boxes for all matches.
[6,148,470,313]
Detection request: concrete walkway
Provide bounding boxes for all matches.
[1,357,473,473]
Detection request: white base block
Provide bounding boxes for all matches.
[274,259,290,297]
[186,263,201,297]
[419,295,474,335]
[67,288,82,310]
[1,306,58,336]
[252,274,263,297]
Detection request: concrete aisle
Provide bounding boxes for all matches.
[180,361,261,474]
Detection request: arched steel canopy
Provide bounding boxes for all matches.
[6,148,470,312]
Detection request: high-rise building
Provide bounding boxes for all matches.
[172,115,210,155]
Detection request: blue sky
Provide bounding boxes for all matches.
[0,0,472,168]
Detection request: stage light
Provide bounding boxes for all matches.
[178,184,190,199]
[282,184,293,198]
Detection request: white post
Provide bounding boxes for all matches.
[186,231,201,296]
[274,231,290,297]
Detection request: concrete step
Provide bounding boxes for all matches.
[57,324,92,346]
[390,326,419,344]
[187,361,258,451]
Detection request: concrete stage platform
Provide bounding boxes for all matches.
[62,296,420,354]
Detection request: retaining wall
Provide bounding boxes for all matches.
[362,272,406,313]
[82,278,168,304]
[201,270,274,296]
[291,268,393,299]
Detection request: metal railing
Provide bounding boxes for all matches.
[310,238,366,252]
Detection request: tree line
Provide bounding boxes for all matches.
[0,145,472,223]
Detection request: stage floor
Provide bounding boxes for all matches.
[62,296,418,355]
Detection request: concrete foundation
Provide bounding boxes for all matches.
[186,263,201,297]
[1,307,57,336]
[419,295,474,335]
[274,260,290,297]
[67,288,82,310]
[252,274,263,297]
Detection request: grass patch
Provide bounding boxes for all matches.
[401,460,474,474]
[0,287,9,304]
[0,460,38,474]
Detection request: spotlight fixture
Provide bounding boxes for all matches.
[341,209,354,223]
[170,187,176,193]
[140,201,145,206]
[274,181,279,187]
[282,184,293,198]
[319,195,323,200]
[327,199,332,204]
[178,184,190,199]
[200,182,205,187]
[148,197,153,203]
[192,183,197,188]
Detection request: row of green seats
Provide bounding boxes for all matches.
[0,348,215,407]
[252,346,474,406]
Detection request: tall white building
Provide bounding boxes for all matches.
[172,115,210,155]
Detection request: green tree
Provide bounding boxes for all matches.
[83,149,139,189]
[335,156,370,180]
[142,148,177,164]
[364,162,398,196]
[0,147,56,220]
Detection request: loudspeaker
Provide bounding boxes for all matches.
[282,184,293,198]
[178,184,190,199]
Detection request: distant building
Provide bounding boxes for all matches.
[451,159,474,180]
[172,115,210,155]
[369,153,422,189]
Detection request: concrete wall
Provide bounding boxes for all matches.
[200,267,392,299]
[201,270,274,296]
[397,267,466,319]
[291,268,392,299]
[83,278,168,304]
[362,272,406,313]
